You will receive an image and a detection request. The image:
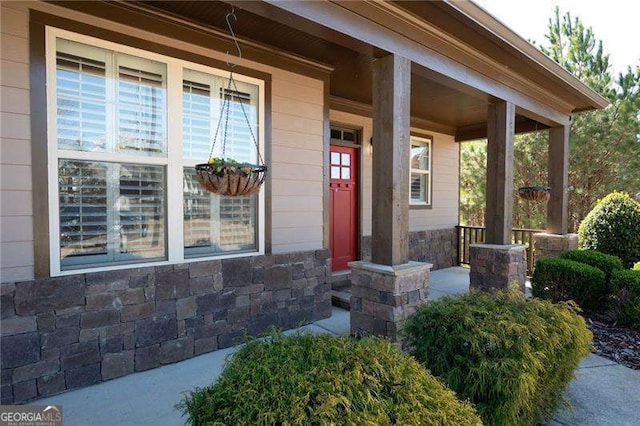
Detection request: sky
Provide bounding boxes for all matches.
[474,0,640,76]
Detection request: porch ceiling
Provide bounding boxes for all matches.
[138,0,552,138]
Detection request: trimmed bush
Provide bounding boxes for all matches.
[610,269,640,329]
[559,249,623,283]
[403,291,592,426]
[177,332,482,425]
[532,258,606,311]
[578,191,640,268]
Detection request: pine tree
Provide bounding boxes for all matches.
[460,8,640,232]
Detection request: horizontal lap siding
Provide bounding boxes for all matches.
[409,135,459,231]
[329,110,459,236]
[271,78,324,254]
[0,1,326,282]
[1,1,33,282]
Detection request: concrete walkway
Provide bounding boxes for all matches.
[37,268,640,425]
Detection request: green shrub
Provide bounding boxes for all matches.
[578,191,640,268]
[177,332,482,426]
[532,258,606,311]
[609,269,640,329]
[403,291,592,426]
[559,249,623,283]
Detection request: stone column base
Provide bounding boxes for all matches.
[469,244,526,292]
[533,233,578,263]
[349,261,431,342]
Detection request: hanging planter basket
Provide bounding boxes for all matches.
[195,160,266,196]
[195,8,267,197]
[518,186,551,201]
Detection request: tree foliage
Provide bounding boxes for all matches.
[460,8,640,231]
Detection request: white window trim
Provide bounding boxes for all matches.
[409,135,432,206]
[46,26,266,277]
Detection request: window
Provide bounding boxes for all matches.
[47,28,265,275]
[410,136,432,206]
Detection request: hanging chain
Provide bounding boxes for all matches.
[207,8,263,167]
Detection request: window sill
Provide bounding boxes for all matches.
[409,203,433,210]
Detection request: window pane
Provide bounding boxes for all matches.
[184,168,257,256]
[183,77,213,160]
[331,166,340,179]
[341,153,350,166]
[117,55,167,156]
[410,173,428,202]
[341,167,350,180]
[117,163,166,261]
[331,152,340,165]
[411,143,430,171]
[182,69,259,163]
[59,160,108,262]
[56,43,107,152]
[60,160,166,269]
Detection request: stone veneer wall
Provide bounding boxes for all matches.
[469,244,527,293]
[0,250,331,404]
[362,228,457,270]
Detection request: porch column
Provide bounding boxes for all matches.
[485,101,515,245]
[547,125,569,234]
[350,54,430,342]
[533,125,578,261]
[470,100,526,292]
[371,53,410,266]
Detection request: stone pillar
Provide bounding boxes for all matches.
[349,261,431,342]
[533,233,578,263]
[469,244,526,292]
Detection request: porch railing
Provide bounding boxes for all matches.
[456,225,544,275]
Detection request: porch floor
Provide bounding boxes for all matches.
[37,267,639,426]
[331,265,522,309]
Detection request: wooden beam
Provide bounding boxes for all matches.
[547,126,570,234]
[371,54,411,266]
[264,0,572,126]
[456,116,550,141]
[485,101,515,244]
[329,96,457,136]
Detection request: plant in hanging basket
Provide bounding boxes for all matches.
[518,185,551,201]
[195,157,267,197]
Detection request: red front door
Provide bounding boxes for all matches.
[330,145,358,272]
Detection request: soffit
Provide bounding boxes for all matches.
[142,0,497,130]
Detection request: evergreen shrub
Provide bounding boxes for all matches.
[177,332,482,426]
[403,291,591,426]
[610,269,640,329]
[532,258,606,310]
[578,192,640,268]
[559,249,623,284]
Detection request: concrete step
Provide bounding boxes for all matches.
[330,271,352,310]
[331,287,351,310]
[331,270,351,289]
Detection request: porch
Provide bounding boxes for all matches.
[37,267,640,426]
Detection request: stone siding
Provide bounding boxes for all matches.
[533,233,579,263]
[362,228,457,270]
[0,250,331,404]
[469,244,527,292]
[350,261,431,342]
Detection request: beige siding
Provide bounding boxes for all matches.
[1,1,33,282]
[0,1,325,281]
[329,110,459,236]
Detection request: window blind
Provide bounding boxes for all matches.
[118,63,167,155]
[56,52,107,151]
